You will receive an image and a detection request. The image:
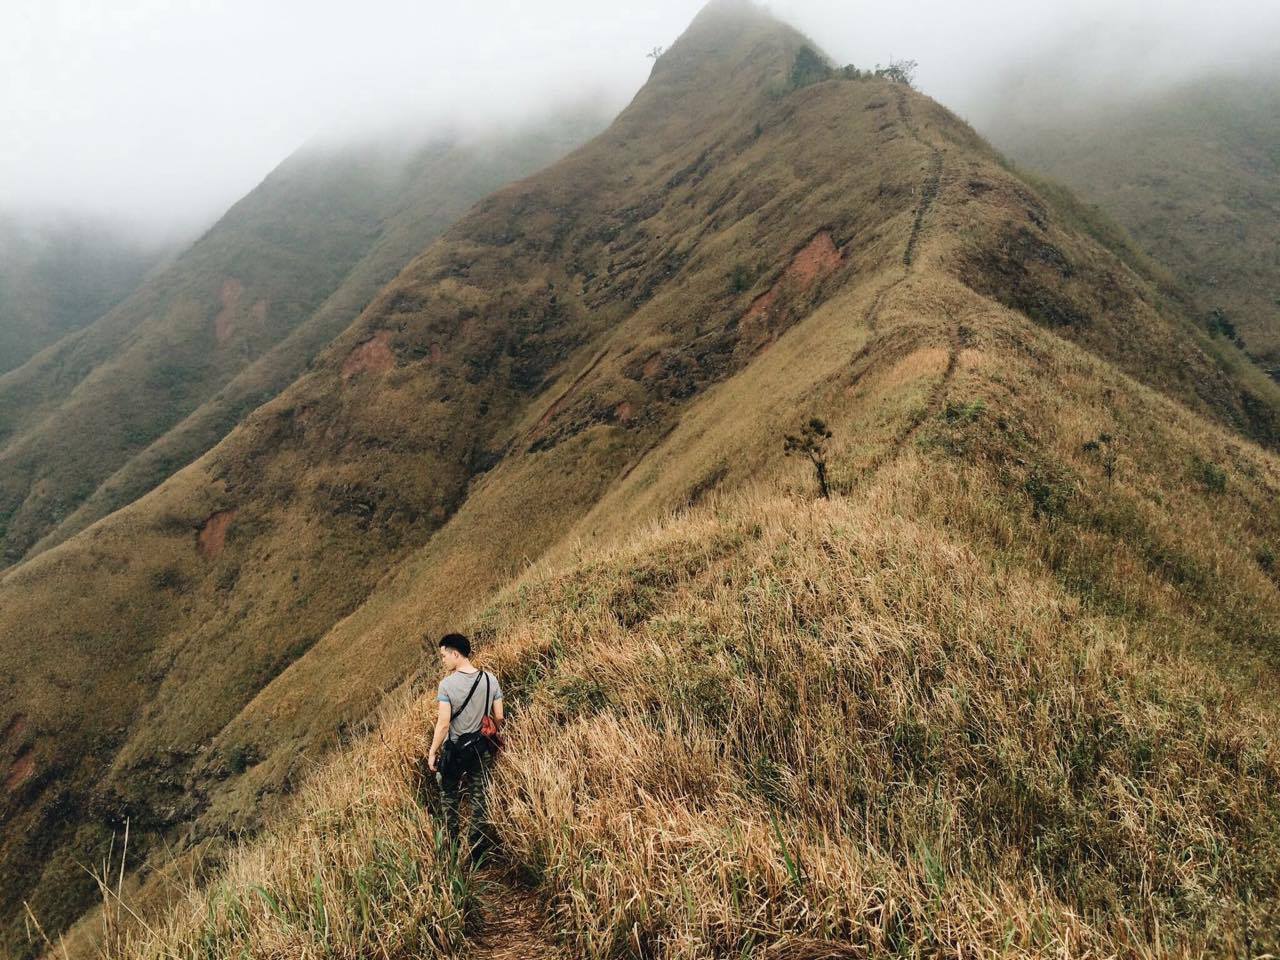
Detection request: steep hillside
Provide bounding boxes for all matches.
[7,3,1280,957]
[0,215,165,374]
[101,463,1280,957]
[0,116,598,567]
[986,65,1280,372]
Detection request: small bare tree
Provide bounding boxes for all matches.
[1082,432,1118,486]
[877,58,918,88]
[646,45,664,62]
[784,417,834,499]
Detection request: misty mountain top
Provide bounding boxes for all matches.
[3,1,1280,957]
[0,213,174,374]
[4,0,1279,238]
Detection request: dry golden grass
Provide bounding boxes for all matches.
[90,459,1280,959]
[89,241,1280,955]
[71,693,476,960]
[11,5,1280,956]
[482,478,1280,957]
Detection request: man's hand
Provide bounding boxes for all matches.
[428,699,451,774]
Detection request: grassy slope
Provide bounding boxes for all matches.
[8,3,1280,957]
[95,259,1280,957]
[146,457,1280,957]
[0,120,599,947]
[987,66,1280,371]
[0,216,165,375]
[0,120,597,567]
[24,118,605,558]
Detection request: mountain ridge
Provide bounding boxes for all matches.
[0,215,169,376]
[0,115,600,568]
[5,4,1280,956]
[986,61,1280,373]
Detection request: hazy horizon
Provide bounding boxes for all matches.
[4,0,1278,241]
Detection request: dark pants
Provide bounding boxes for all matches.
[438,745,493,853]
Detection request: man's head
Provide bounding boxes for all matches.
[437,632,471,670]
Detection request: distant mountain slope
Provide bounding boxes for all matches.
[0,215,165,374]
[0,116,600,567]
[986,65,1280,372]
[5,4,1280,957]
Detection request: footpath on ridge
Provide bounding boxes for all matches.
[469,867,571,960]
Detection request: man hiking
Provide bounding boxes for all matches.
[427,632,503,857]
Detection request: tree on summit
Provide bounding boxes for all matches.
[876,58,918,88]
[790,45,832,88]
[784,417,834,499]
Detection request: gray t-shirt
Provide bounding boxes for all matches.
[437,669,502,741]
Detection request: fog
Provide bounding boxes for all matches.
[776,0,1280,129]
[4,0,1278,240]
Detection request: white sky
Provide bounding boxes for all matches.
[3,0,1278,237]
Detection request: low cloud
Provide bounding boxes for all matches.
[3,0,1276,239]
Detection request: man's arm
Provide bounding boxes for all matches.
[492,697,504,730]
[427,700,451,771]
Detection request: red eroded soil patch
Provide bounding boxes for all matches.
[4,748,35,793]
[538,398,566,428]
[642,353,663,378]
[744,288,779,323]
[197,508,237,557]
[251,299,268,323]
[430,341,443,363]
[615,401,635,423]
[342,330,395,379]
[214,277,244,343]
[744,231,843,323]
[786,230,842,286]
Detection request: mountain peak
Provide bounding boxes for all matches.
[670,0,812,64]
[9,3,1280,957]
[617,0,817,135]
[687,0,777,27]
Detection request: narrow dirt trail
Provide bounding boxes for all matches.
[863,88,946,335]
[899,92,944,271]
[853,89,961,474]
[891,92,961,463]
[883,315,963,460]
[460,89,959,960]
[468,866,572,960]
